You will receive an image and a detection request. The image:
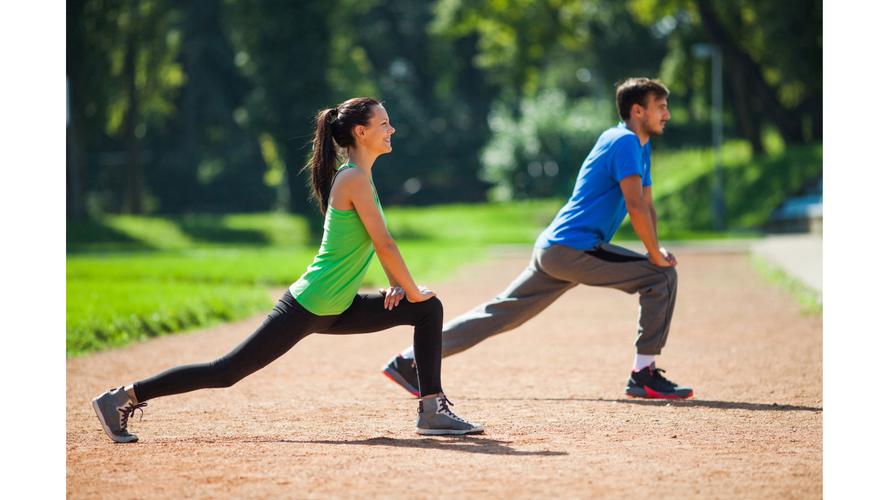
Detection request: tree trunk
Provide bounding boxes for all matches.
[727,69,764,155]
[123,0,143,214]
[695,0,804,145]
[67,77,88,219]
[806,95,822,141]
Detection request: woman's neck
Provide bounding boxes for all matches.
[347,148,376,176]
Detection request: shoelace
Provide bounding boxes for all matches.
[118,401,148,430]
[650,367,678,388]
[437,395,470,424]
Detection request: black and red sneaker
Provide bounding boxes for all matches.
[382,354,420,397]
[626,363,694,399]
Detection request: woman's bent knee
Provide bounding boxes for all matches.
[662,266,678,288]
[414,296,443,321]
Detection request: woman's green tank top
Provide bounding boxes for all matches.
[289,163,385,316]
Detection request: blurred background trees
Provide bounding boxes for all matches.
[67,0,822,217]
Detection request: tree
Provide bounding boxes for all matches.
[337,0,497,203]
[629,0,822,150]
[148,0,270,213]
[67,0,124,217]
[224,1,335,216]
[67,0,185,215]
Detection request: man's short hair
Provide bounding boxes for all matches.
[615,78,670,120]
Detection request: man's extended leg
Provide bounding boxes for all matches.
[440,264,576,357]
[383,253,575,395]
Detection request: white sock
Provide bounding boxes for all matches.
[400,347,415,360]
[633,354,656,372]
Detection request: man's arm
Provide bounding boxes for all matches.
[620,175,673,267]
[643,185,677,266]
[644,186,657,236]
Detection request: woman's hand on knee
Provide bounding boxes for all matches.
[407,286,436,303]
[380,286,406,310]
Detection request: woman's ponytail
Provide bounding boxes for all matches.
[306,107,340,214]
[304,97,380,214]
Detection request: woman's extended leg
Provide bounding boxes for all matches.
[133,292,331,401]
[92,292,330,442]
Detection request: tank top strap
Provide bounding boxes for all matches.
[333,161,357,180]
[332,162,380,206]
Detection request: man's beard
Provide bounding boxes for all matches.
[646,122,666,136]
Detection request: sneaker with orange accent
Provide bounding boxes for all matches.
[382,354,420,397]
[625,363,693,399]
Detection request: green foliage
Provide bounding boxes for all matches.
[655,142,821,230]
[481,89,615,200]
[614,141,822,237]
[628,0,822,148]
[106,1,185,135]
[335,0,498,205]
[69,0,821,216]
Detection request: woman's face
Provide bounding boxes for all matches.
[355,104,395,155]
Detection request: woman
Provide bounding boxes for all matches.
[92,97,483,442]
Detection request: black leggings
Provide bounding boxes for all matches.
[133,291,443,401]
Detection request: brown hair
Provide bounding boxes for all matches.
[615,78,669,121]
[304,97,381,214]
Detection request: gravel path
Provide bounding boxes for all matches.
[67,249,822,499]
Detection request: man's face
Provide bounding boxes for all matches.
[640,95,671,136]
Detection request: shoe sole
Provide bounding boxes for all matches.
[91,396,138,443]
[382,366,420,397]
[625,386,694,400]
[416,426,485,436]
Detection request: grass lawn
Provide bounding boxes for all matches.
[67,201,559,357]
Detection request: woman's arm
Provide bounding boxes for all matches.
[335,169,434,303]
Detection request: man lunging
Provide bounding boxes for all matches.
[382,77,693,400]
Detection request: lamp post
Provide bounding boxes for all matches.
[692,43,725,231]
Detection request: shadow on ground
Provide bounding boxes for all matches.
[275,436,568,456]
[471,397,821,413]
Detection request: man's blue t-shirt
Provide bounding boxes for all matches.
[535,122,651,250]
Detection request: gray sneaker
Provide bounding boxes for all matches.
[91,387,147,443]
[416,394,484,435]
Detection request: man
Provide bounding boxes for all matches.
[383,77,693,399]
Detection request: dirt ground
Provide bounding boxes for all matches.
[66,248,822,499]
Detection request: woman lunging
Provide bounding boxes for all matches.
[91,97,483,442]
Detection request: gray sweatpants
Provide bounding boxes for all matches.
[435,243,678,357]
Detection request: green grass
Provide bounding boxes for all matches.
[66,280,273,356]
[67,212,311,252]
[65,241,491,357]
[385,200,562,244]
[66,203,548,357]
[751,256,822,315]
